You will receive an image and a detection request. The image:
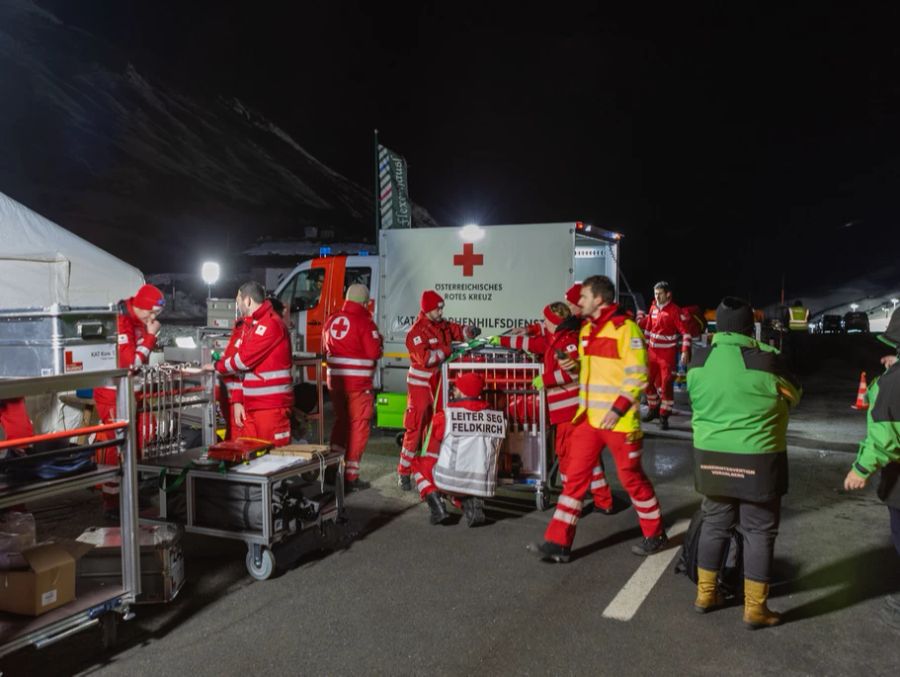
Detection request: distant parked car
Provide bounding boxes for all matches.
[821,314,842,334]
[842,311,870,334]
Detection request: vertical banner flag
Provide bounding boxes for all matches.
[378,144,412,229]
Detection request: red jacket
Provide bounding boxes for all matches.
[500,320,581,425]
[95,299,158,405]
[216,301,293,411]
[637,301,692,353]
[323,300,383,392]
[425,398,489,454]
[406,312,467,390]
[541,327,582,425]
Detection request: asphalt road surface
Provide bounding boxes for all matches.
[3,415,897,677]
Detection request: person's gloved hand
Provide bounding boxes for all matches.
[488,336,502,346]
[466,325,482,339]
[636,310,646,322]
[532,374,544,390]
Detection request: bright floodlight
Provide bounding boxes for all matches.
[850,303,859,311]
[459,224,485,242]
[201,261,220,286]
[892,298,899,306]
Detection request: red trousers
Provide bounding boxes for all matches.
[555,422,612,510]
[243,407,292,447]
[545,422,663,547]
[412,453,440,499]
[95,400,155,510]
[647,347,677,416]
[399,384,436,475]
[0,399,34,441]
[329,389,374,481]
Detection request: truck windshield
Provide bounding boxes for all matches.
[280,268,326,312]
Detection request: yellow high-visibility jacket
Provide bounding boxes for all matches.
[573,306,649,434]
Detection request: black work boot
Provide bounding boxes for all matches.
[526,541,571,563]
[660,415,670,431]
[398,473,412,491]
[631,533,669,556]
[642,407,659,423]
[426,493,450,525]
[464,497,486,527]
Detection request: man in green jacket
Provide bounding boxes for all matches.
[843,309,900,632]
[687,297,802,629]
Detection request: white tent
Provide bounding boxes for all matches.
[0,191,144,309]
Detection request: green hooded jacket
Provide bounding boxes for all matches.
[687,332,802,501]
[853,363,900,507]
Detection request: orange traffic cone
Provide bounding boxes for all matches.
[851,372,868,410]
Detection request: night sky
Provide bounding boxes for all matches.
[32,2,900,306]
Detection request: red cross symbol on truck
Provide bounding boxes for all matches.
[453,243,484,277]
[329,316,350,340]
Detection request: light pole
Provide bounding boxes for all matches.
[850,303,859,312]
[892,297,899,311]
[201,261,220,299]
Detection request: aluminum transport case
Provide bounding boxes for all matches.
[0,304,117,377]
[77,524,185,604]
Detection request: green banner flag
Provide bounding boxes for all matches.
[378,144,412,229]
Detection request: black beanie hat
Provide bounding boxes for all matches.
[716,297,754,335]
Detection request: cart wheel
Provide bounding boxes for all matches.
[100,612,118,650]
[395,432,404,448]
[246,547,276,580]
[535,491,551,512]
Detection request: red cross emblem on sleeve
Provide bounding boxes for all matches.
[329,316,351,340]
[453,243,484,277]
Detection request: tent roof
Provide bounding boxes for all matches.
[0,191,144,309]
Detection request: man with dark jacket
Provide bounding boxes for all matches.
[843,309,900,632]
[687,297,801,628]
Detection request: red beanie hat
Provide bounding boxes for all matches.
[421,289,444,313]
[454,372,485,398]
[565,283,582,306]
[132,284,165,311]
[543,304,564,326]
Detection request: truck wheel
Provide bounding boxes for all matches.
[246,547,276,580]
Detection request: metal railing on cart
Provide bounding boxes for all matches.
[441,344,555,511]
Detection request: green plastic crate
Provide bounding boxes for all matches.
[375,391,407,429]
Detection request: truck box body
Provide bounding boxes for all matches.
[274,222,620,423]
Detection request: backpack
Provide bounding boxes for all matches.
[674,508,744,599]
[6,441,97,482]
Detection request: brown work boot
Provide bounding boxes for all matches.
[743,579,782,629]
[694,567,724,613]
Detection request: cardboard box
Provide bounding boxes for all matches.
[0,541,93,616]
[269,444,330,459]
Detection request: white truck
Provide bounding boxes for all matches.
[273,222,623,427]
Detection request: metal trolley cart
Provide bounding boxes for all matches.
[0,370,141,658]
[135,358,343,581]
[441,346,553,510]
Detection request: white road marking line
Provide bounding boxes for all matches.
[601,519,690,622]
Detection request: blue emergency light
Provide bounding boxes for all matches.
[319,246,331,257]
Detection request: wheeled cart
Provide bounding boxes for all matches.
[138,448,344,580]
[0,370,141,658]
[442,346,554,510]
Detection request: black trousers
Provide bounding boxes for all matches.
[697,495,781,583]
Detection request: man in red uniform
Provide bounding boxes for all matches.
[323,284,383,490]
[208,282,294,446]
[94,283,165,515]
[397,289,478,490]
[636,281,692,430]
[528,275,667,563]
